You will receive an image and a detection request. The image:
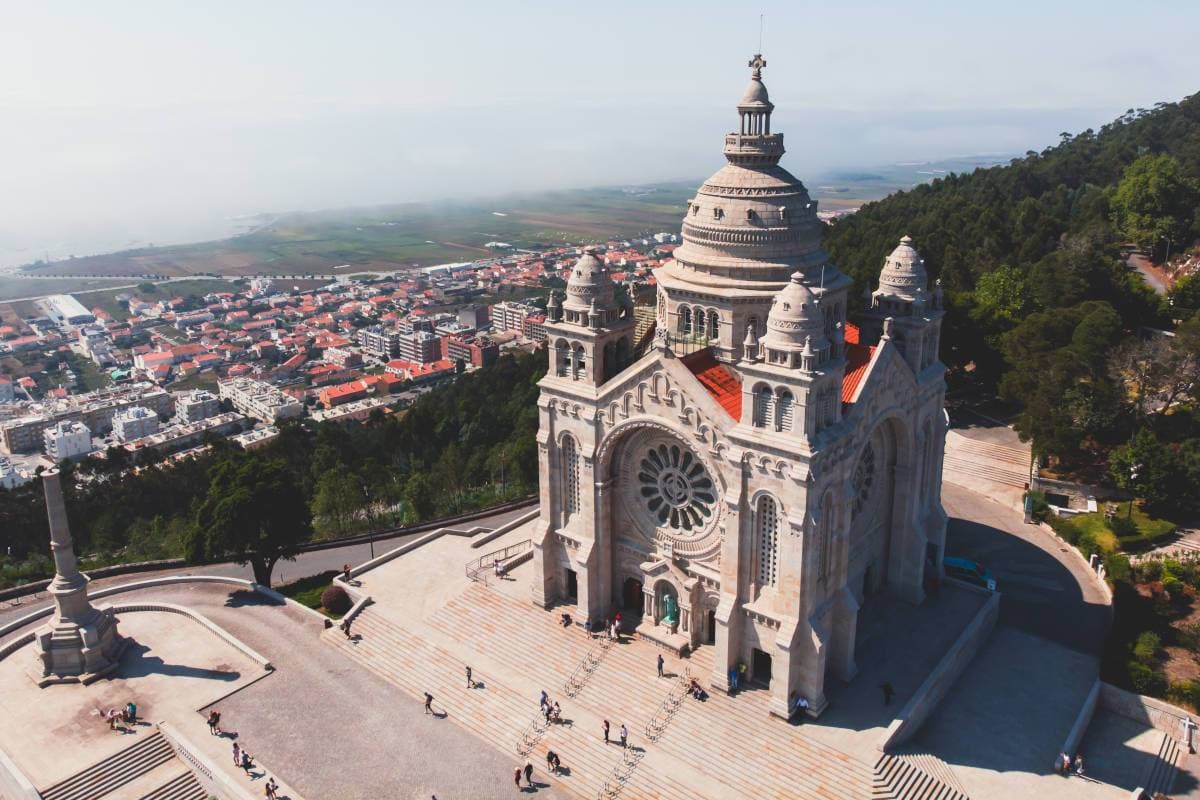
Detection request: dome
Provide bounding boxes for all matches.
[761,271,825,351]
[739,78,771,107]
[877,235,928,299]
[563,248,615,311]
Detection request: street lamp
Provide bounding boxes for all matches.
[1128,464,1140,518]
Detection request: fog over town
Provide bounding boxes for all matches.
[1,0,1195,267]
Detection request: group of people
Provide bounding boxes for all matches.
[601,718,629,749]
[1058,751,1084,777]
[538,691,563,725]
[100,701,137,731]
[583,611,623,642]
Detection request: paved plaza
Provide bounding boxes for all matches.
[1,484,1197,799]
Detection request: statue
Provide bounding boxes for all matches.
[661,592,679,630]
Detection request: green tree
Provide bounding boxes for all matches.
[971,264,1031,324]
[1109,428,1183,516]
[1111,154,1200,253]
[403,473,436,522]
[310,467,363,538]
[188,453,312,586]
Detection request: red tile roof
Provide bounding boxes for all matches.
[681,349,742,421]
[842,322,875,407]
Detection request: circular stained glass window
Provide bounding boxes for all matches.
[852,443,876,519]
[637,443,716,532]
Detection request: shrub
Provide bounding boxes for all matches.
[1104,553,1132,583]
[1133,631,1161,664]
[1109,515,1138,539]
[1048,515,1081,545]
[1128,660,1167,696]
[1169,680,1200,710]
[1025,491,1051,521]
[320,585,352,615]
[1137,561,1164,583]
[1163,576,1185,599]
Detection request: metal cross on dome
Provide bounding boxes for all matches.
[748,53,767,78]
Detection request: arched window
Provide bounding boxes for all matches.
[756,495,779,587]
[707,310,719,340]
[753,385,773,428]
[679,306,692,336]
[555,339,570,377]
[776,390,794,432]
[561,436,580,517]
[818,492,834,583]
[572,346,586,380]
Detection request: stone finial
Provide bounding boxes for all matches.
[882,317,895,341]
[741,323,759,364]
[748,53,767,79]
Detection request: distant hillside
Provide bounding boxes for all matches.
[826,91,1200,398]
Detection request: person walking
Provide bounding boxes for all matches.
[466,665,473,689]
[207,710,221,735]
[1073,755,1084,777]
[265,777,279,799]
[232,742,241,767]
[879,682,895,705]
[523,760,534,787]
[539,690,549,711]
[603,719,610,743]
[619,723,628,749]
[546,750,557,774]
[513,766,522,789]
[424,692,434,714]
[340,618,352,639]
[656,653,664,678]
[342,563,351,584]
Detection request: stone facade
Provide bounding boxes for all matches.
[532,54,949,720]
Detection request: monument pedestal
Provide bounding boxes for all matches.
[634,621,690,656]
[31,605,125,686]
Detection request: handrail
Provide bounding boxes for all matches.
[562,635,614,698]
[644,666,692,742]
[465,539,532,583]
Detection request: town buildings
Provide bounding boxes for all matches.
[43,420,94,461]
[218,378,304,423]
[112,406,160,442]
[176,389,221,424]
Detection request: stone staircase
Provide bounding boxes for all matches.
[136,770,207,800]
[873,752,970,799]
[1140,731,1180,798]
[943,433,1030,490]
[328,586,879,799]
[41,731,178,800]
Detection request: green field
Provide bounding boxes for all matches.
[0,276,136,303]
[83,278,235,321]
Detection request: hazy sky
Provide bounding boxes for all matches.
[1,0,1196,265]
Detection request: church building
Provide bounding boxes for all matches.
[532,54,948,719]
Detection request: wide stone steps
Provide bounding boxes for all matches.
[41,731,175,800]
[872,753,969,800]
[430,583,874,799]
[328,608,643,799]
[944,433,1029,464]
[941,454,1028,489]
[1142,731,1180,798]
[136,770,208,800]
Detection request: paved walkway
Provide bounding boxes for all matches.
[0,505,532,628]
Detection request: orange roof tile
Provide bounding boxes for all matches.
[681,349,742,421]
[842,322,875,406]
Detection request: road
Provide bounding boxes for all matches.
[0,504,532,628]
[943,481,1110,654]
[1128,251,1169,295]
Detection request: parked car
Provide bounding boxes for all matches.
[943,556,997,591]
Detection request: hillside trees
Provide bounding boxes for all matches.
[1111,154,1200,255]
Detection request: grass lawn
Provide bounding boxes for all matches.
[1072,503,1176,552]
[276,570,346,619]
[169,371,219,392]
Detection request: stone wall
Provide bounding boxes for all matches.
[1100,682,1196,742]
[878,582,1000,752]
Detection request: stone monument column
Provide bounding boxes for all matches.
[32,468,124,685]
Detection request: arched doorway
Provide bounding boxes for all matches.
[622,578,644,617]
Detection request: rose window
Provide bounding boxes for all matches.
[852,443,876,519]
[637,443,716,531]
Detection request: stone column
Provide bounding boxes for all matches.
[887,462,926,606]
[709,482,746,692]
[827,587,860,682]
[34,468,123,685]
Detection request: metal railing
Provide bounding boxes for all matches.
[562,634,614,698]
[643,666,693,743]
[465,539,532,583]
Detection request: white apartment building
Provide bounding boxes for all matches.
[0,456,29,489]
[218,378,304,424]
[112,406,160,443]
[176,389,222,424]
[43,420,94,461]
